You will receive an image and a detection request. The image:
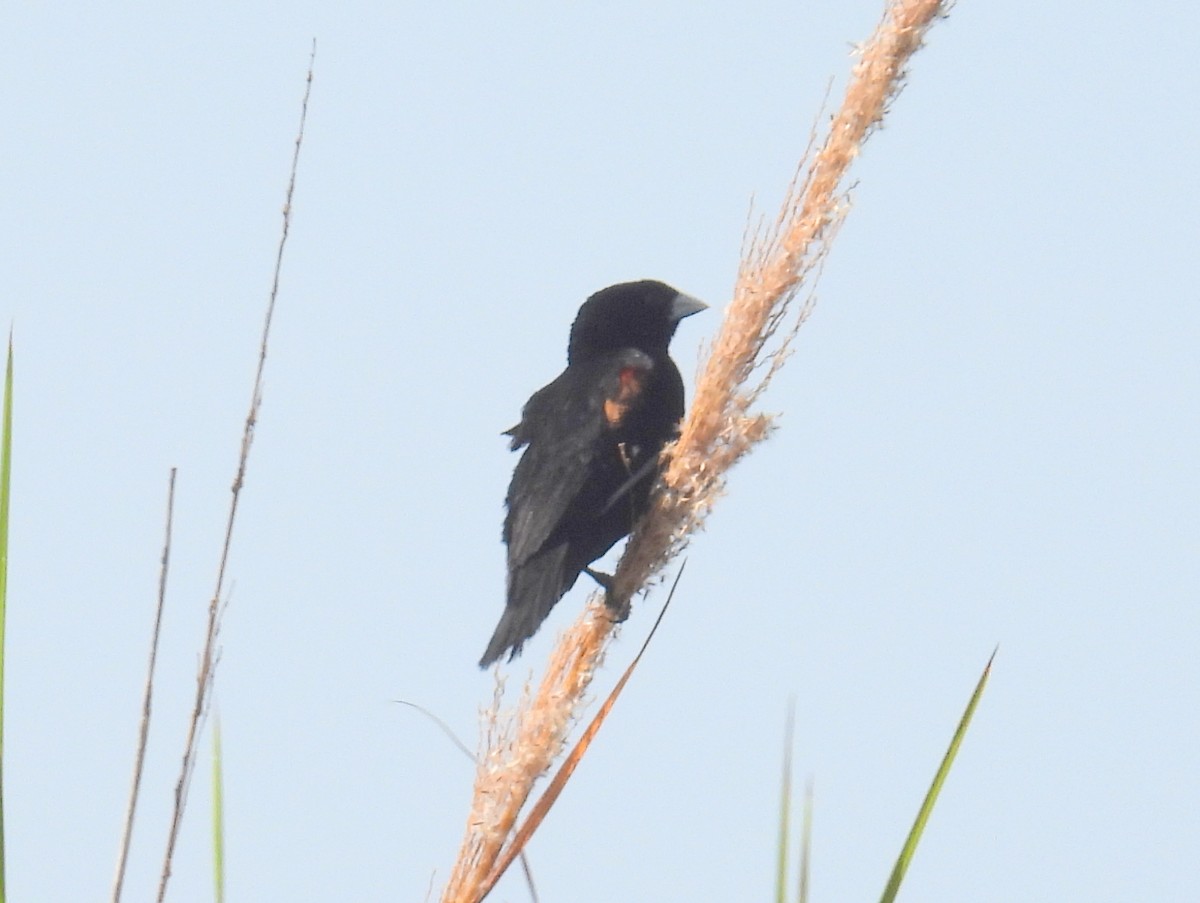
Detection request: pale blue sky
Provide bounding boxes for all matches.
[1,2,1197,901]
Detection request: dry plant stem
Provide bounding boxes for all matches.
[111,468,176,903]
[616,0,949,601]
[441,603,611,903]
[474,563,685,900]
[154,41,316,903]
[397,699,540,900]
[441,2,948,900]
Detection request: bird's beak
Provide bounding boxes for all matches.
[670,292,708,322]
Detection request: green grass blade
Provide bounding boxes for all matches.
[775,699,795,903]
[796,779,812,903]
[212,713,226,903]
[0,332,14,903]
[878,649,996,903]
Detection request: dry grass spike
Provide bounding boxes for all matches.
[440,2,950,900]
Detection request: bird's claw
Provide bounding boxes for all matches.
[584,566,614,591]
[585,567,631,622]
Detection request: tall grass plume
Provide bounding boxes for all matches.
[441,2,951,900]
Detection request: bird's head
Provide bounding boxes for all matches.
[568,280,706,363]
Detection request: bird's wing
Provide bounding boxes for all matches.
[596,452,659,517]
[503,366,609,567]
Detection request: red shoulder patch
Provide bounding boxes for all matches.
[604,365,647,427]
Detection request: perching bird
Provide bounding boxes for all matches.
[479,280,706,667]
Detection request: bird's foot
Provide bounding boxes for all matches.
[585,567,631,622]
[584,566,614,591]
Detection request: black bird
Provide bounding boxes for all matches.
[480,280,706,667]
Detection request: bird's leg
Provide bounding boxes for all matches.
[616,441,633,473]
[584,566,613,591]
[584,567,631,622]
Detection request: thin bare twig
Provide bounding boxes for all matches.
[111,468,176,903]
[155,40,316,902]
[396,700,477,762]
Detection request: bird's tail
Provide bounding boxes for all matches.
[479,545,572,667]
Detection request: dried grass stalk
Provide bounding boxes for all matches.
[443,602,610,898]
[441,2,949,899]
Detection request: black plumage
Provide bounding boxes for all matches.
[479,280,705,667]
